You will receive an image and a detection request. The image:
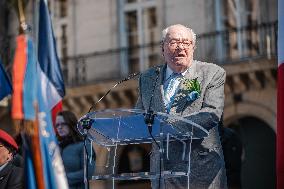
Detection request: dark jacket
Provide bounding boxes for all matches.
[0,162,24,189]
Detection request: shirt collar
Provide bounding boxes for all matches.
[0,162,9,172]
[165,65,188,80]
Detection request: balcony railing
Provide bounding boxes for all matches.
[64,21,277,86]
[195,21,277,64]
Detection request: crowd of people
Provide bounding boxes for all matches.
[0,110,95,189]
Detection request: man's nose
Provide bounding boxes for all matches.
[176,42,186,49]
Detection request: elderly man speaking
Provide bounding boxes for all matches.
[136,24,227,189]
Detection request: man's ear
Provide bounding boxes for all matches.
[160,42,165,56]
[7,152,13,162]
[161,46,164,57]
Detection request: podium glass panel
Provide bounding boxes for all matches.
[77,109,211,184]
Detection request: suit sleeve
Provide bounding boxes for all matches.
[184,68,226,131]
[199,67,226,119]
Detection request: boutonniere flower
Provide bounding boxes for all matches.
[182,78,201,102]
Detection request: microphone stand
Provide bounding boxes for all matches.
[80,118,93,189]
[144,67,160,145]
[88,72,139,113]
[78,72,139,189]
[143,67,162,189]
[144,68,160,124]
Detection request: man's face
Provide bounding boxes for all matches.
[162,25,195,73]
[0,142,12,166]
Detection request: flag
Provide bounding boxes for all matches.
[12,35,37,120]
[37,0,65,127]
[11,0,68,188]
[23,134,38,189]
[36,0,68,188]
[0,59,12,101]
[37,0,65,112]
[277,0,284,188]
[11,34,45,189]
[36,95,68,189]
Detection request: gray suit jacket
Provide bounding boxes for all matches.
[136,60,227,189]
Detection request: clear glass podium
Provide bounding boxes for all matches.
[77,109,209,187]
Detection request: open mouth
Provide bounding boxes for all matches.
[174,54,186,59]
[176,53,186,57]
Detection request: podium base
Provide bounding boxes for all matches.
[92,171,187,180]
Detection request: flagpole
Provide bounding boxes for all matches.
[31,105,45,189]
[17,0,27,32]
[14,1,45,188]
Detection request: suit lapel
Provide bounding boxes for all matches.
[151,65,166,113]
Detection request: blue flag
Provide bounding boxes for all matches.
[23,136,37,189]
[0,60,12,101]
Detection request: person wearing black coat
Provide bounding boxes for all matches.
[0,129,23,189]
[0,161,23,189]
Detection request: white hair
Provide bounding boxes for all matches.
[161,24,197,45]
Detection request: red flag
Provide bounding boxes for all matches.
[52,101,63,126]
[277,0,284,188]
[12,35,27,119]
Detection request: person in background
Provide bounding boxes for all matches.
[219,122,243,189]
[0,129,23,189]
[55,110,95,189]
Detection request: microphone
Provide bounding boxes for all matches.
[88,72,140,113]
[78,72,140,135]
[144,67,161,133]
[117,72,140,84]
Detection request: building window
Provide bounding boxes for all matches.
[222,0,268,60]
[59,0,68,18]
[119,0,158,73]
[61,24,68,81]
[126,0,137,3]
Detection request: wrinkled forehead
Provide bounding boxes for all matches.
[166,26,193,41]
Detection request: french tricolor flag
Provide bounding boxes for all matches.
[38,0,65,123]
[277,0,284,188]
